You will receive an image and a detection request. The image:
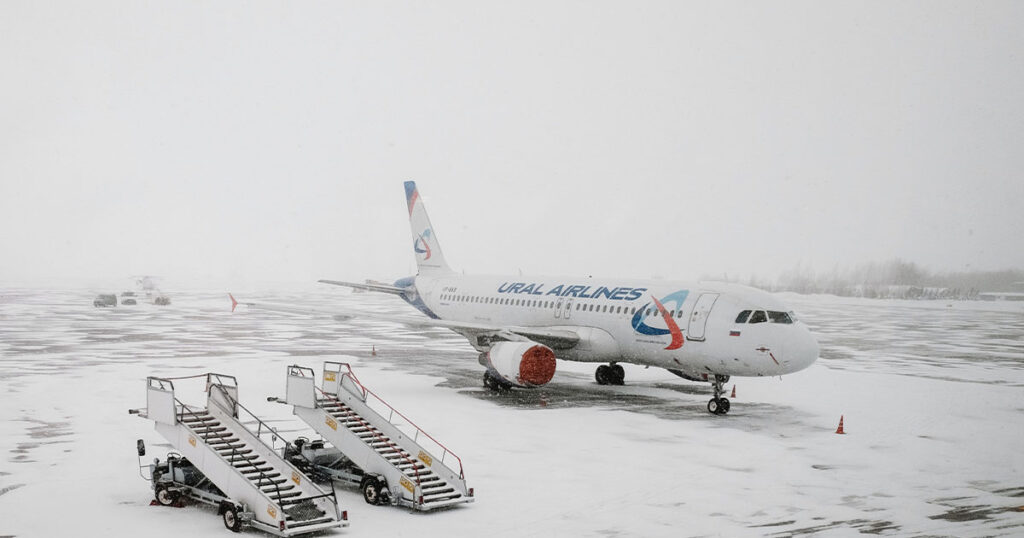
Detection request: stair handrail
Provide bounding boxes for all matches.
[207,383,341,513]
[149,374,336,526]
[330,362,465,480]
[172,396,287,508]
[315,386,423,485]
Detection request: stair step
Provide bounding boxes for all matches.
[272,490,303,500]
[423,493,463,503]
[182,418,216,425]
[286,516,334,528]
[243,470,280,478]
[255,478,288,487]
[264,484,297,494]
[216,445,247,453]
[238,465,274,473]
[208,438,241,446]
[422,485,455,494]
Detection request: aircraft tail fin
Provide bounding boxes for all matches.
[404,181,453,275]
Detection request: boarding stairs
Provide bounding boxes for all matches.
[141,374,346,535]
[285,362,473,510]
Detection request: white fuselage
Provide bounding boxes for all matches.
[410,273,819,379]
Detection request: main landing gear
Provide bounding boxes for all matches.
[707,374,730,415]
[483,371,511,392]
[595,363,625,386]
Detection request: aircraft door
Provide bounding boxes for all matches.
[554,298,563,319]
[686,293,719,341]
[564,298,573,319]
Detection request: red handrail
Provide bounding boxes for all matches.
[331,363,465,480]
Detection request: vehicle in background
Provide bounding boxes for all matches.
[120,291,137,305]
[93,294,117,307]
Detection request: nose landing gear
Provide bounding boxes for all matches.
[708,374,730,415]
[595,363,625,385]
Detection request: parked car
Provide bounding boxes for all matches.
[120,291,137,305]
[93,294,117,307]
[154,295,171,305]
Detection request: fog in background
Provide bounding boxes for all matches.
[2,2,1022,289]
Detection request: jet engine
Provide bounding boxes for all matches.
[481,341,556,388]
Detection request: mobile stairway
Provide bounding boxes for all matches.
[281,362,474,511]
[134,373,348,535]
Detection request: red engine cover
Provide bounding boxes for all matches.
[486,341,557,387]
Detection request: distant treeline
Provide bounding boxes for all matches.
[733,260,1024,300]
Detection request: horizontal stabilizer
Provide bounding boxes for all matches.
[318,279,407,295]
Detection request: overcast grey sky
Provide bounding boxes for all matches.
[2,1,1022,286]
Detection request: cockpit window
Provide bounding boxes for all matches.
[735,310,751,323]
[748,310,767,324]
[767,311,793,324]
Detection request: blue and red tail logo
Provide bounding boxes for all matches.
[404,181,419,216]
[413,228,433,260]
[631,290,689,350]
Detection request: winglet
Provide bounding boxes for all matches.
[229,293,239,312]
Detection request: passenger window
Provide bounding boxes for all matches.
[768,311,793,324]
[735,310,751,323]
[749,311,767,324]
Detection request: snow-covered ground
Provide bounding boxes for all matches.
[1,287,1022,537]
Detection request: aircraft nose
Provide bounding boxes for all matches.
[786,327,820,373]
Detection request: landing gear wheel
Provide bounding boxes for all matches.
[155,484,178,506]
[595,365,611,385]
[707,398,719,414]
[361,476,386,505]
[221,504,242,533]
[718,397,730,414]
[609,364,625,385]
[707,397,730,415]
[483,372,509,392]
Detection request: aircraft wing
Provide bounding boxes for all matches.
[228,294,581,350]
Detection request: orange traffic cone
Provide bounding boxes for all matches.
[371,345,377,357]
[730,385,736,398]
[835,415,846,434]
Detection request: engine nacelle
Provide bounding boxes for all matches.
[482,341,556,388]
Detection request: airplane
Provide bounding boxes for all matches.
[233,181,819,415]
